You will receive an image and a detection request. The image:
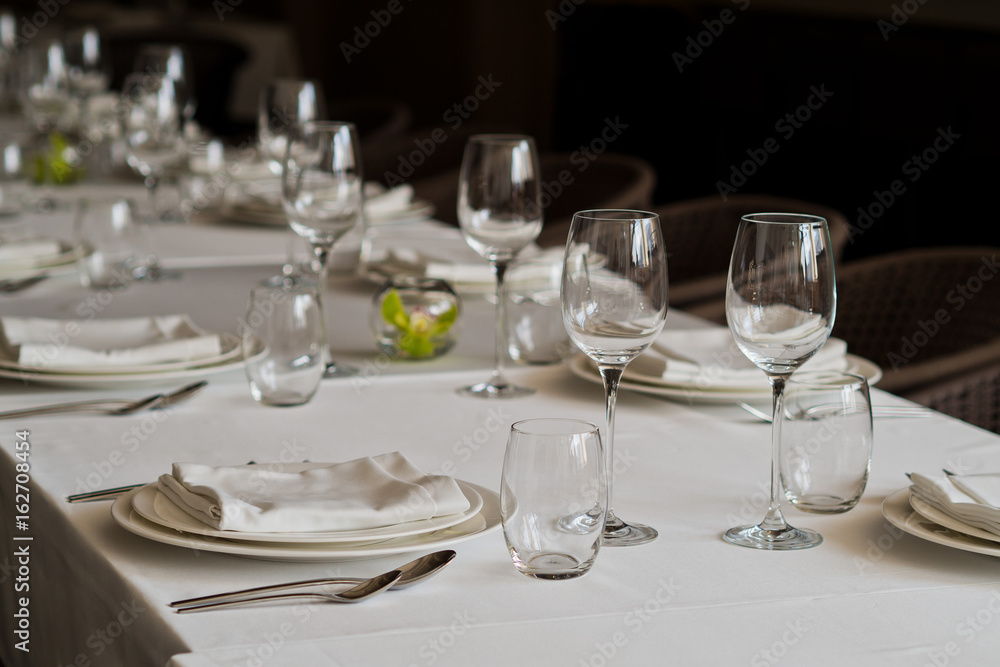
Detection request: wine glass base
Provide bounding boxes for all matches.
[602,517,658,547]
[323,362,358,379]
[457,380,535,399]
[132,264,182,282]
[723,523,823,550]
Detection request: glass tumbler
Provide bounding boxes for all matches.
[242,285,325,406]
[505,255,572,365]
[73,197,140,290]
[779,371,874,513]
[501,418,607,580]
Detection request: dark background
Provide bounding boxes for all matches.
[13,0,1000,263]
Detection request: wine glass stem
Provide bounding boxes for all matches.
[599,365,624,526]
[760,375,790,532]
[490,260,510,386]
[310,242,333,358]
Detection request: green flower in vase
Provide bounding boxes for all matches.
[30,132,85,185]
[381,288,459,358]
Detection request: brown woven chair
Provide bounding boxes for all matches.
[905,361,1000,434]
[653,194,851,310]
[830,247,1000,400]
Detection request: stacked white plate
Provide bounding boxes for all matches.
[111,478,501,562]
[567,327,883,404]
[882,488,1000,559]
[0,237,84,280]
[0,315,247,388]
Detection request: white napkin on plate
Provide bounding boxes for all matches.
[0,315,222,369]
[366,184,414,219]
[156,452,471,533]
[0,238,63,266]
[627,327,849,390]
[909,472,1000,536]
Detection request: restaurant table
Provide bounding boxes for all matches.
[3,210,1000,667]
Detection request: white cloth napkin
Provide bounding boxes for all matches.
[0,315,222,369]
[909,472,1000,536]
[0,238,63,266]
[627,327,849,390]
[156,453,471,533]
[366,184,414,219]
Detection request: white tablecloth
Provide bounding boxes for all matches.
[2,212,1000,667]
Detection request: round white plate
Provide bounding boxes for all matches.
[881,488,1000,558]
[0,353,246,388]
[566,353,883,404]
[0,335,242,376]
[0,239,85,278]
[132,481,484,544]
[907,492,1000,545]
[111,482,501,562]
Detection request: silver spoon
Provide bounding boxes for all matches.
[174,569,403,613]
[170,550,456,610]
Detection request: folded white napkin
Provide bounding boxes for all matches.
[0,238,63,266]
[909,472,1000,536]
[156,452,471,533]
[627,327,849,390]
[366,184,414,219]
[0,315,222,369]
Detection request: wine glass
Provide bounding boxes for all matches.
[133,44,196,127]
[457,134,543,398]
[121,72,186,280]
[63,26,110,98]
[16,38,71,134]
[723,212,837,550]
[257,79,327,286]
[281,121,363,379]
[561,210,669,546]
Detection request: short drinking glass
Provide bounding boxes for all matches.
[74,197,140,290]
[501,418,607,580]
[242,285,325,407]
[780,371,873,513]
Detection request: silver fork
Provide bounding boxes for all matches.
[0,380,207,421]
[737,401,932,422]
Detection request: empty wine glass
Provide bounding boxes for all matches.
[457,134,543,398]
[133,44,196,127]
[121,72,186,280]
[63,25,110,97]
[723,212,837,550]
[561,210,669,546]
[281,121,363,379]
[16,38,71,134]
[258,78,327,286]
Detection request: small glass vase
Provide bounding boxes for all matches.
[369,276,461,360]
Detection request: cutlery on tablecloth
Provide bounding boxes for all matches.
[0,380,207,421]
[737,401,931,423]
[174,569,405,612]
[169,550,457,611]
